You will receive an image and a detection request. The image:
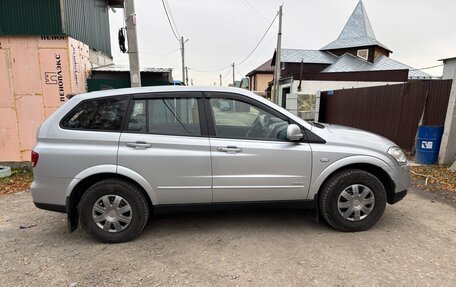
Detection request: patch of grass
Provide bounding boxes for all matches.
[0,169,33,195]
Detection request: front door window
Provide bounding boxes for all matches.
[209,98,289,141]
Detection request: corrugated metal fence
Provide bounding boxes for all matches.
[64,0,112,56]
[0,0,112,56]
[319,80,452,151]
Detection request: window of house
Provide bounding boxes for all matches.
[209,97,289,141]
[126,97,201,136]
[61,97,128,131]
[357,49,369,60]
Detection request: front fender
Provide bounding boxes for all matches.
[307,155,390,200]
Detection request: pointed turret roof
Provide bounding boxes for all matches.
[321,1,391,52]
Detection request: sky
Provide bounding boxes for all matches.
[108,0,456,86]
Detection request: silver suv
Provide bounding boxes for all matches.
[31,86,409,243]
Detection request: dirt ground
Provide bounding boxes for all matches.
[0,184,455,287]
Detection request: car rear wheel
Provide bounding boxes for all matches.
[79,179,149,243]
[319,169,386,232]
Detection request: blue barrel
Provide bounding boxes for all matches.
[416,126,444,164]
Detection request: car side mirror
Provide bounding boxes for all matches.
[287,124,303,141]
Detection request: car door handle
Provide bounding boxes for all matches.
[217,146,242,153]
[126,141,152,149]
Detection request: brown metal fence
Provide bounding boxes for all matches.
[319,80,452,151]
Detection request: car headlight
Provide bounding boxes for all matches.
[388,147,407,164]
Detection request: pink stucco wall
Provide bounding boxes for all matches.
[0,36,91,161]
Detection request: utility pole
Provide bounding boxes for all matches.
[272,5,283,104]
[232,63,235,85]
[185,66,189,86]
[219,74,222,86]
[180,36,188,85]
[125,0,141,87]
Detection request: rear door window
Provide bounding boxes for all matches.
[126,97,202,136]
[61,97,128,131]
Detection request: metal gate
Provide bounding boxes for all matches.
[318,80,452,151]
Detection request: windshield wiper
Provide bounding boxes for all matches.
[308,121,325,129]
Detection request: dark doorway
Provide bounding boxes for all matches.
[281,87,291,108]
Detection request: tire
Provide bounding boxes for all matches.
[79,179,149,243]
[319,169,386,232]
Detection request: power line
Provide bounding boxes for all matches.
[189,65,232,73]
[222,66,233,81]
[222,66,232,77]
[190,8,278,75]
[141,47,179,55]
[247,32,276,66]
[164,0,180,37]
[410,64,443,71]
[239,0,270,24]
[236,11,278,66]
[235,66,243,78]
[148,48,180,64]
[161,0,180,41]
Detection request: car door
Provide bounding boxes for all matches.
[205,92,312,203]
[117,92,212,205]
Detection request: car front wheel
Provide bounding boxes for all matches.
[319,169,387,232]
[79,179,149,243]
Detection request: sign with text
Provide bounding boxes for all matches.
[421,141,433,149]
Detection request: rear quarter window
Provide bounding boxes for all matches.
[60,97,129,131]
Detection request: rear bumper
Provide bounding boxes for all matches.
[34,202,66,213]
[30,176,71,210]
[389,189,407,204]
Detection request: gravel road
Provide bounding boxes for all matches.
[1,185,455,287]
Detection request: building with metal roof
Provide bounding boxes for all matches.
[439,57,456,80]
[88,65,174,91]
[246,58,274,95]
[322,54,432,79]
[0,0,126,161]
[0,0,176,162]
[320,1,391,52]
[268,0,434,82]
[278,49,337,65]
[0,0,124,59]
[252,0,440,109]
[91,64,173,74]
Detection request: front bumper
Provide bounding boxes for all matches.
[382,162,410,204]
[391,162,411,192]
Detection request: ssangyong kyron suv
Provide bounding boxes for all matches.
[31,86,409,243]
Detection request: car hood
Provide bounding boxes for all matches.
[317,123,396,150]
